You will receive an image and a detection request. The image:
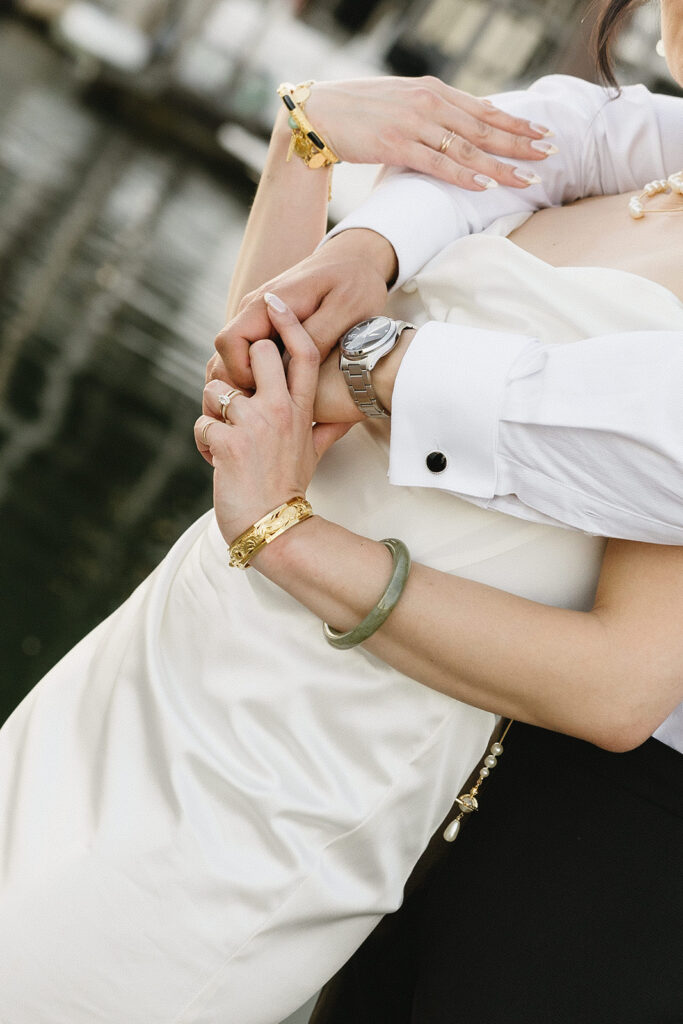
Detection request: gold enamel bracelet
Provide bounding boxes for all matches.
[277,81,340,170]
[228,497,313,569]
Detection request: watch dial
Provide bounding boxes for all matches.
[342,317,393,355]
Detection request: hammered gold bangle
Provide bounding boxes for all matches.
[228,497,313,569]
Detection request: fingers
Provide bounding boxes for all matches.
[417,127,543,190]
[312,420,354,459]
[203,379,249,422]
[249,336,288,405]
[439,101,555,165]
[194,414,231,465]
[421,76,553,142]
[213,297,277,390]
[403,141,498,190]
[397,77,557,187]
[264,293,320,412]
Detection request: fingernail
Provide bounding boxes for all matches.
[473,174,498,189]
[512,168,542,185]
[530,140,559,155]
[482,99,497,109]
[264,291,287,312]
[529,122,554,137]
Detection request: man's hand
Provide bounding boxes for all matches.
[313,327,418,424]
[207,228,397,391]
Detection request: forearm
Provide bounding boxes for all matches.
[253,516,659,752]
[225,110,331,318]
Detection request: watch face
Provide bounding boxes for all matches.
[341,317,393,357]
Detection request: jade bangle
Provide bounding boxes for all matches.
[322,538,411,650]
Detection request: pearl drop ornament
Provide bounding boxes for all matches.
[484,755,497,769]
[491,742,504,756]
[443,819,461,842]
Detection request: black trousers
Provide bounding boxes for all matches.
[312,724,683,1024]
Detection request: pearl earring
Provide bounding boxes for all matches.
[656,39,666,58]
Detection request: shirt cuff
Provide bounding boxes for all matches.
[323,172,469,290]
[389,323,533,498]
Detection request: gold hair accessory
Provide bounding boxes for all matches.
[228,496,313,569]
[628,171,683,219]
[443,719,514,842]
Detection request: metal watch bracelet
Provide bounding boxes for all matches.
[340,320,414,419]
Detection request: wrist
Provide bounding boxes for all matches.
[373,327,417,414]
[326,228,398,287]
[250,511,320,576]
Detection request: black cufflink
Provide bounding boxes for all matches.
[426,451,447,473]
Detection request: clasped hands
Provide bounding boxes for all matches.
[195,231,413,550]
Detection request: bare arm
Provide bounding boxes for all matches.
[225,111,331,319]
[218,109,395,387]
[199,304,683,754]
[254,515,683,755]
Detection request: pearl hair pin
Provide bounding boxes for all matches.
[443,719,513,842]
[628,171,683,219]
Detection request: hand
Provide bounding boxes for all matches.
[305,76,555,190]
[208,228,394,392]
[196,295,351,546]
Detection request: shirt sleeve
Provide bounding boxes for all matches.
[389,324,683,545]
[325,75,683,288]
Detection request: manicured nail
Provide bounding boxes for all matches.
[529,122,554,137]
[473,174,498,189]
[513,168,542,185]
[530,140,559,155]
[264,291,287,312]
[482,99,497,109]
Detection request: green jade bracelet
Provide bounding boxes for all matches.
[323,538,411,650]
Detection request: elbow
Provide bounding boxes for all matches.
[592,722,650,754]
[583,696,664,754]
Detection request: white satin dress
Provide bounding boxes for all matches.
[1,224,681,1024]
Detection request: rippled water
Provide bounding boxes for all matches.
[0,18,250,721]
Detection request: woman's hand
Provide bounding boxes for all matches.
[305,77,555,190]
[196,295,351,546]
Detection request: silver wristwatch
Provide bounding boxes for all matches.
[339,316,415,418]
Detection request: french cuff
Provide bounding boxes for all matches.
[322,172,468,291]
[389,323,534,498]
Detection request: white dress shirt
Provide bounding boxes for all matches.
[327,76,683,544]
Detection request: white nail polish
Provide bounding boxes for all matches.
[513,169,542,185]
[529,123,554,137]
[530,140,559,155]
[264,291,287,312]
[473,174,498,189]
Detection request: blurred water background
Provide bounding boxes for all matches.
[0,3,676,1020]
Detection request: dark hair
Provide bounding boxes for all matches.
[594,0,646,86]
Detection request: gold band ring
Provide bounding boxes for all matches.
[439,130,457,154]
[218,388,243,421]
[201,422,213,446]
